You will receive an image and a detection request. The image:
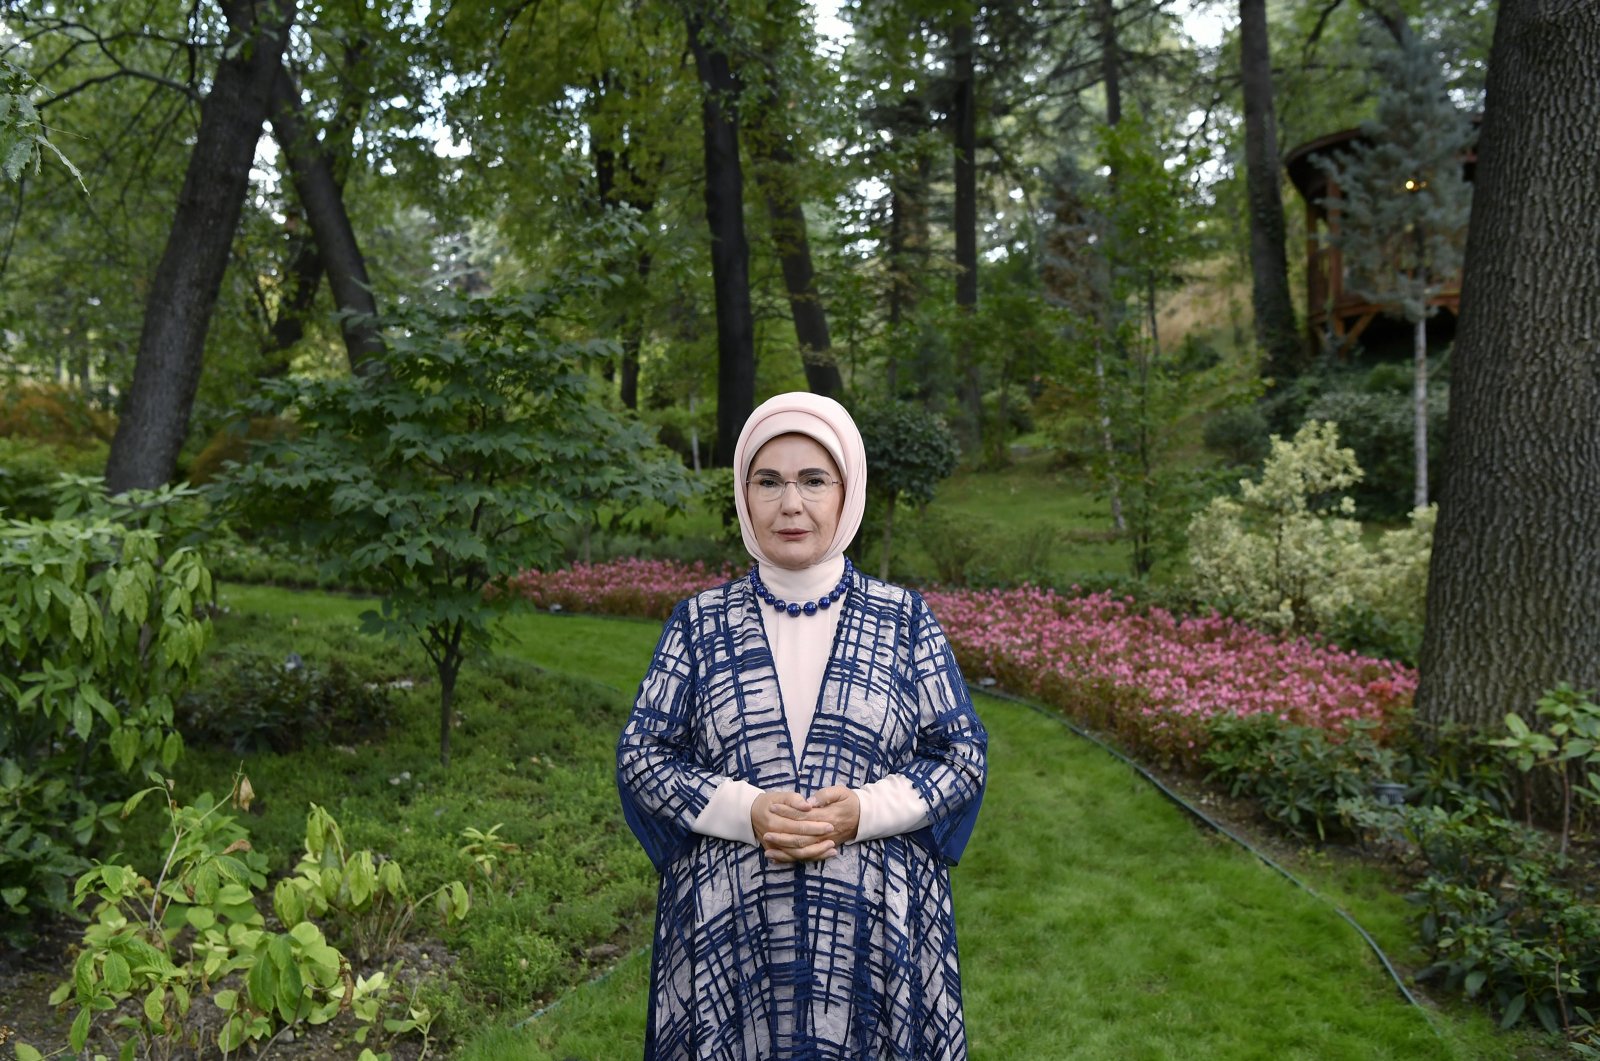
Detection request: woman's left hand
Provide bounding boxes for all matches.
[800,786,860,847]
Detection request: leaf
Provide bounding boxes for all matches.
[15,1044,44,1061]
[247,954,277,1012]
[143,987,166,1025]
[1499,992,1526,1028]
[102,951,131,993]
[70,1005,91,1052]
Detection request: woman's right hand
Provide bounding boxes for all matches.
[752,791,836,863]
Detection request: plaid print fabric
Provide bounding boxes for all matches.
[618,567,987,1060]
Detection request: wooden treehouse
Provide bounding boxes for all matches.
[1284,125,1477,357]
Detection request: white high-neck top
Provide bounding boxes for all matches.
[690,560,930,847]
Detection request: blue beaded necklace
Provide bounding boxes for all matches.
[749,558,854,617]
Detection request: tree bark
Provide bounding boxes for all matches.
[1239,0,1301,382]
[263,212,323,374]
[951,8,981,449]
[748,126,842,397]
[1413,314,1428,508]
[685,6,755,466]
[105,0,296,492]
[1099,0,1121,127]
[268,64,382,374]
[1415,0,1600,733]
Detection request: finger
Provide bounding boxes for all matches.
[810,785,850,805]
[767,838,836,862]
[763,824,834,847]
[766,802,817,820]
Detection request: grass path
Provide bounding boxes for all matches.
[218,588,1519,1059]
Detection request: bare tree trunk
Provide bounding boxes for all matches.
[685,4,755,466]
[1239,0,1301,381]
[1416,0,1600,733]
[1413,314,1428,508]
[951,9,982,450]
[105,0,296,492]
[268,64,382,374]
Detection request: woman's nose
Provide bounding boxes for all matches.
[779,481,805,512]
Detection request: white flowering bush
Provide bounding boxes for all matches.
[1186,421,1434,644]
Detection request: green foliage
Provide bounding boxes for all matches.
[0,482,212,937]
[0,435,109,519]
[39,774,434,1060]
[1489,684,1600,856]
[1201,405,1270,467]
[0,56,84,188]
[1186,420,1433,648]
[856,398,959,577]
[1346,795,1599,1041]
[1304,382,1450,520]
[1203,714,1398,841]
[276,803,470,965]
[217,279,696,765]
[177,648,397,754]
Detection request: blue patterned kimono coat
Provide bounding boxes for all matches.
[617,567,987,1061]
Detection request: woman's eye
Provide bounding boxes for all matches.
[803,476,828,488]
[756,477,783,489]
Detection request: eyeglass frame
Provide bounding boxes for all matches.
[743,474,843,503]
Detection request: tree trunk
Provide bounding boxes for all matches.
[1099,0,1121,127]
[686,6,755,466]
[104,0,296,492]
[879,494,895,582]
[1415,0,1600,733]
[264,214,324,374]
[1239,0,1301,381]
[268,64,382,374]
[1413,314,1428,508]
[951,10,981,450]
[620,248,649,410]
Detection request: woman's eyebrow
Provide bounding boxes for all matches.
[750,466,831,476]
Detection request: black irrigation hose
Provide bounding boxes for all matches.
[975,684,1445,1039]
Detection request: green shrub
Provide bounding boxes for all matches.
[1201,406,1270,467]
[27,776,446,1061]
[177,649,397,754]
[1186,421,1433,650]
[1345,797,1599,1038]
[1304,383,1449,520]
[1203,713,1398,841]
[0,434,108,518]
[0,483,212,938]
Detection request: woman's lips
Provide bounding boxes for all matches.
[776,530,809,539]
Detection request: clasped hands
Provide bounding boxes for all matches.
[751,786,859,863]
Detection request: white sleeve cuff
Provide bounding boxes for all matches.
[853,775,931,842]
[690,778,764,846]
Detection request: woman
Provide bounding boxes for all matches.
[617,392,987,1060]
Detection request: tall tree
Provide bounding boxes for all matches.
[104,0,296,492]
[1319,30,1472,509]
[745,0,843,397]
[950,3,981,448]
[1415,0,1600,732]
[267,62,382,374]
[1239,0,1300,382]
[684,2,755,465]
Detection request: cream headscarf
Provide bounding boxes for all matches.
[731,392,867,569]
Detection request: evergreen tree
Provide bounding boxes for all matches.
[1318,29,1473,508]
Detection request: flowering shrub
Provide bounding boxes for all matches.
[502,557,742,621]
[922,585,1414,766]
[1186,420,1434,644]
[508,558,1415,770]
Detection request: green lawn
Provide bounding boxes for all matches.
[203,586,1535,1059]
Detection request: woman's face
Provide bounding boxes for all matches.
[746,433,844,571]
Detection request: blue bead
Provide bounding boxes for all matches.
[803,601,817,616]
[786,602,801,616]
[818,597,831,609]
[773,599,787,611]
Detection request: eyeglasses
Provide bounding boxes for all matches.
[744,474,842,503]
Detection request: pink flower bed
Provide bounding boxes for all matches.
[921,585,1415,765]
[502,557,743,621]
[508,559,1416,770]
